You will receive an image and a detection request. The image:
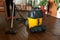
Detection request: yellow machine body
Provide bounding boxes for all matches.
[28,17,43,29]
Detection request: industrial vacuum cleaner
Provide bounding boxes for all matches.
[27,7,46,32]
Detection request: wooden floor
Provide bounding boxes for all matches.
[0,13,60,40]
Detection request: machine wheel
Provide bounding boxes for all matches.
[30,28,35,33]
[41,25,46,32]
[37,27,42,32]
[30,27,38,33]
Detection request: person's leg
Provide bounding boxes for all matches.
[6,0,11,19]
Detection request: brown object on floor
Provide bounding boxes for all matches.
[40,6,46,20]
[47,0,57,17]
[0,0,7,19]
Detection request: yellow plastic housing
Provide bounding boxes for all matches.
[39,18,43,25]
[28,18,43,29]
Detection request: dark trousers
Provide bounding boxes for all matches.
[6,0,15,17]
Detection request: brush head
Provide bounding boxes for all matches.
[5,30,16,34]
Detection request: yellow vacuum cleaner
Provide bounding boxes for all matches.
[27,8,46,32]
